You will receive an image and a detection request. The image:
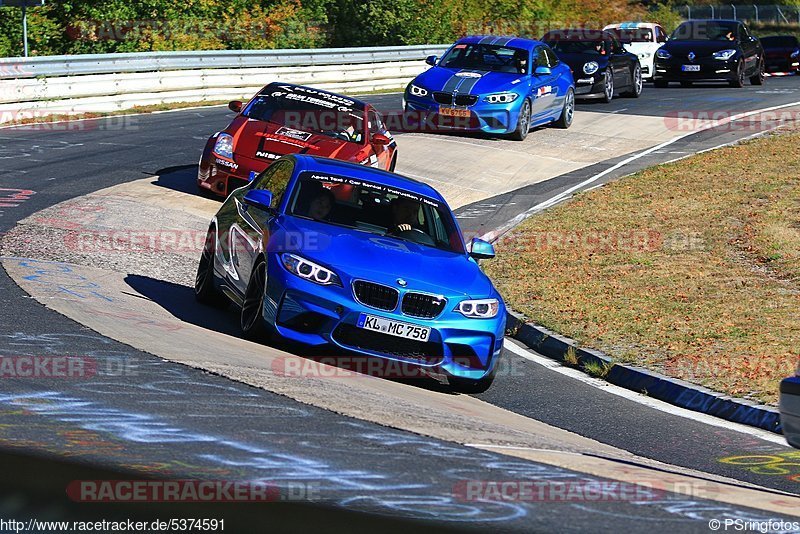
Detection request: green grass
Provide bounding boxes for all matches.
[486,127,800,405]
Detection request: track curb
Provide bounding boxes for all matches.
[506,311,782,434]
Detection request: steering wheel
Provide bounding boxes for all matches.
[394,228,436,246]
[321,130,352,142]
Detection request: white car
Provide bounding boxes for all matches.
[603,22,668,80]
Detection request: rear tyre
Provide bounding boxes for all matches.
[449,367,497,394]
[195,228,228,308]
[730,61,746,87]
[509,99,531,141]
[553,88,574,129]
[750,59,765,85]
[654,79,668,88]
[241,258,272,343]
[622,64,643,98]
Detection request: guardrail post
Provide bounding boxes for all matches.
[710,4,715,19]
[731,3,736,19]
[22,4,29,57]
[753,4,758,22]
[686,4,691,19]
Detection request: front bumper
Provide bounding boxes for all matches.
[765,57,800,73]
[573,75,606,98]
[780,376,800,448]
[264,259,506,380]
[653,57,739,82]
[403,93,524,135]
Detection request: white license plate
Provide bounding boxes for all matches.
[681,65,700,72]
[357,313,431,342]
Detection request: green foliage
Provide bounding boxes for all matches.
[647,2,684,33]
[0,0,652,57]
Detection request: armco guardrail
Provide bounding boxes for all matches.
[0,45,449,122]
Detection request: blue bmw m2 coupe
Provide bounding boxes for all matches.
[195,155,506,392]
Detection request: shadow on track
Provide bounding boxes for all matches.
[151,164,223,199]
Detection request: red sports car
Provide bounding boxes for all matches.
[198,83,398,198]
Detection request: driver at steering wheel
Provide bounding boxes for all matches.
[389,196,420,233]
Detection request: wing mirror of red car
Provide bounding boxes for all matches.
[372,133,391,146]
[228,100,243,113]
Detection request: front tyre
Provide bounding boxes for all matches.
[730,60,746,87]
[750,59,765,85]
[241,258,272,343]
[601,69,614,103]
[622,63,643,98]
[509,99,531,141]
[195,228,228,308]
[553,88,574,129]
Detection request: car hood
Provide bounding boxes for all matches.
[225,116,360,163]
[413,66,526,94]
[623,42,659,55]
[662,39,741,59]
[555,52,609,75]
[273,216,494,298]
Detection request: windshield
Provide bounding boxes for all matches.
[761,36,798,48]
[242,86,365,143]
[671,21,739,41]
[438,43,529,74]
[288,172,465,254]
[609,28,654,43]
[544,39,604,55]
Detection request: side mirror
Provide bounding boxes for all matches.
[534,66,552,76]
[228,100,243,113]
[243,189,274,212]
[469,238,495,260]
[372,133,391,146]
[425,55,437,66]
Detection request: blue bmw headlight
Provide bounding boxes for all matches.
[583,61,599,75]
[456,298,500,319]
[281,253,341,286]
[212,133,234,159]
[484,93,519,104]
[409,84,428,97]
[656,48,672,60]
[713,49,737,61]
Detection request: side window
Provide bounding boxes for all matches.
[251,159,293,208]
[737,25,747,42]
[543,46,558,68]
[656,26,667,43]
[368,110,382,134]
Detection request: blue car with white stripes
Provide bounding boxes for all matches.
[403,35,575,140]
